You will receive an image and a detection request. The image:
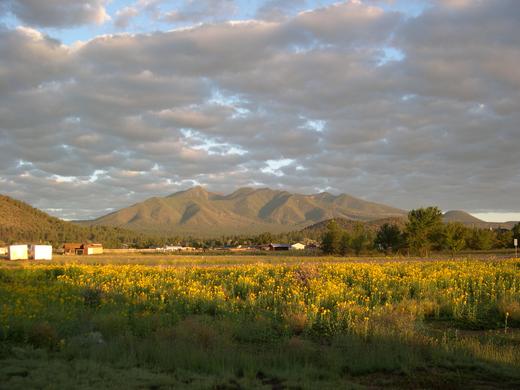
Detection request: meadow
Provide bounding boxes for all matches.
[0,256,519,389]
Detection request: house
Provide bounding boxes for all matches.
[30,245,53,260]
[63,243,103,255]
[268,243,291,251]
[0,247,8,257]
[63,243,82,255]
[291,243,306,250]
[82,243,103,255]
[8,244,28,260]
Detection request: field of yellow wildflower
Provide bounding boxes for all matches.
[1,258,519,388]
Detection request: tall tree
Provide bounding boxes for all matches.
[350,222,371,255]
[512,223,520,240]
[442,222,467,258]
[406,207,443,256]
[339,231,351,256]
[321,220,342,255]
[494,229,513,249]
[375,223,404,254]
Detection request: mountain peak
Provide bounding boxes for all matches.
[169,186,210,199]
[225,187,258,199]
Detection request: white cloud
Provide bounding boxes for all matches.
[1,0,519,217]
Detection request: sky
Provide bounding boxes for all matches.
[1,0,519,222]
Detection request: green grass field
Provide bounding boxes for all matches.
[1,255,519,389]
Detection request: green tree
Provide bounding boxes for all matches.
[255,232,274,245]
[512,223,520,240]
[494,229,513,249]
[321,220,342,255]
[339,232,351,256]
[350,223,371,255]
[467,228,495,250]
[375,223,404,254]
[406,207,443,256]
[442,222,467,258]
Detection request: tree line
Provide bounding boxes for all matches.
[320,207,520,256]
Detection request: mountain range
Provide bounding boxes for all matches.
[78,186,407,236]
[1,189,517,243]
[78,187,518,236]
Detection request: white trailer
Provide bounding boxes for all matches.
[30,245,53,260]
[8,245,28,260]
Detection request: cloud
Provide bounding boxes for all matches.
[6,0,110,28]
[113,0,163,29]
[161,0,237,24]
[114,7,140,29]
[437,0,475,8]
[256,0,308,21]
[1,0,520,218]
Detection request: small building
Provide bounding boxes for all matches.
[30,245,53,260]
[8,244,28,260]
[82,243,103,255]
[269,243,291,251]
[63,243,103,255]
[0,247,8,257]
[291,243,306,250]
[63,243,82,255]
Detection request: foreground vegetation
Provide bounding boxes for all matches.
[1,258,519,388]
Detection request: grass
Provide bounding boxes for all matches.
[0,257,519,389]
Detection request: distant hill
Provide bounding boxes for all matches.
[443,210,486,225]
[442,210,517,229]
[0,194,154,247]
[80,186,407,236]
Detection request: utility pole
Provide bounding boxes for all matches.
[515,238,518,259]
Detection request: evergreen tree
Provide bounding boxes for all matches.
[375,223,404,254]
